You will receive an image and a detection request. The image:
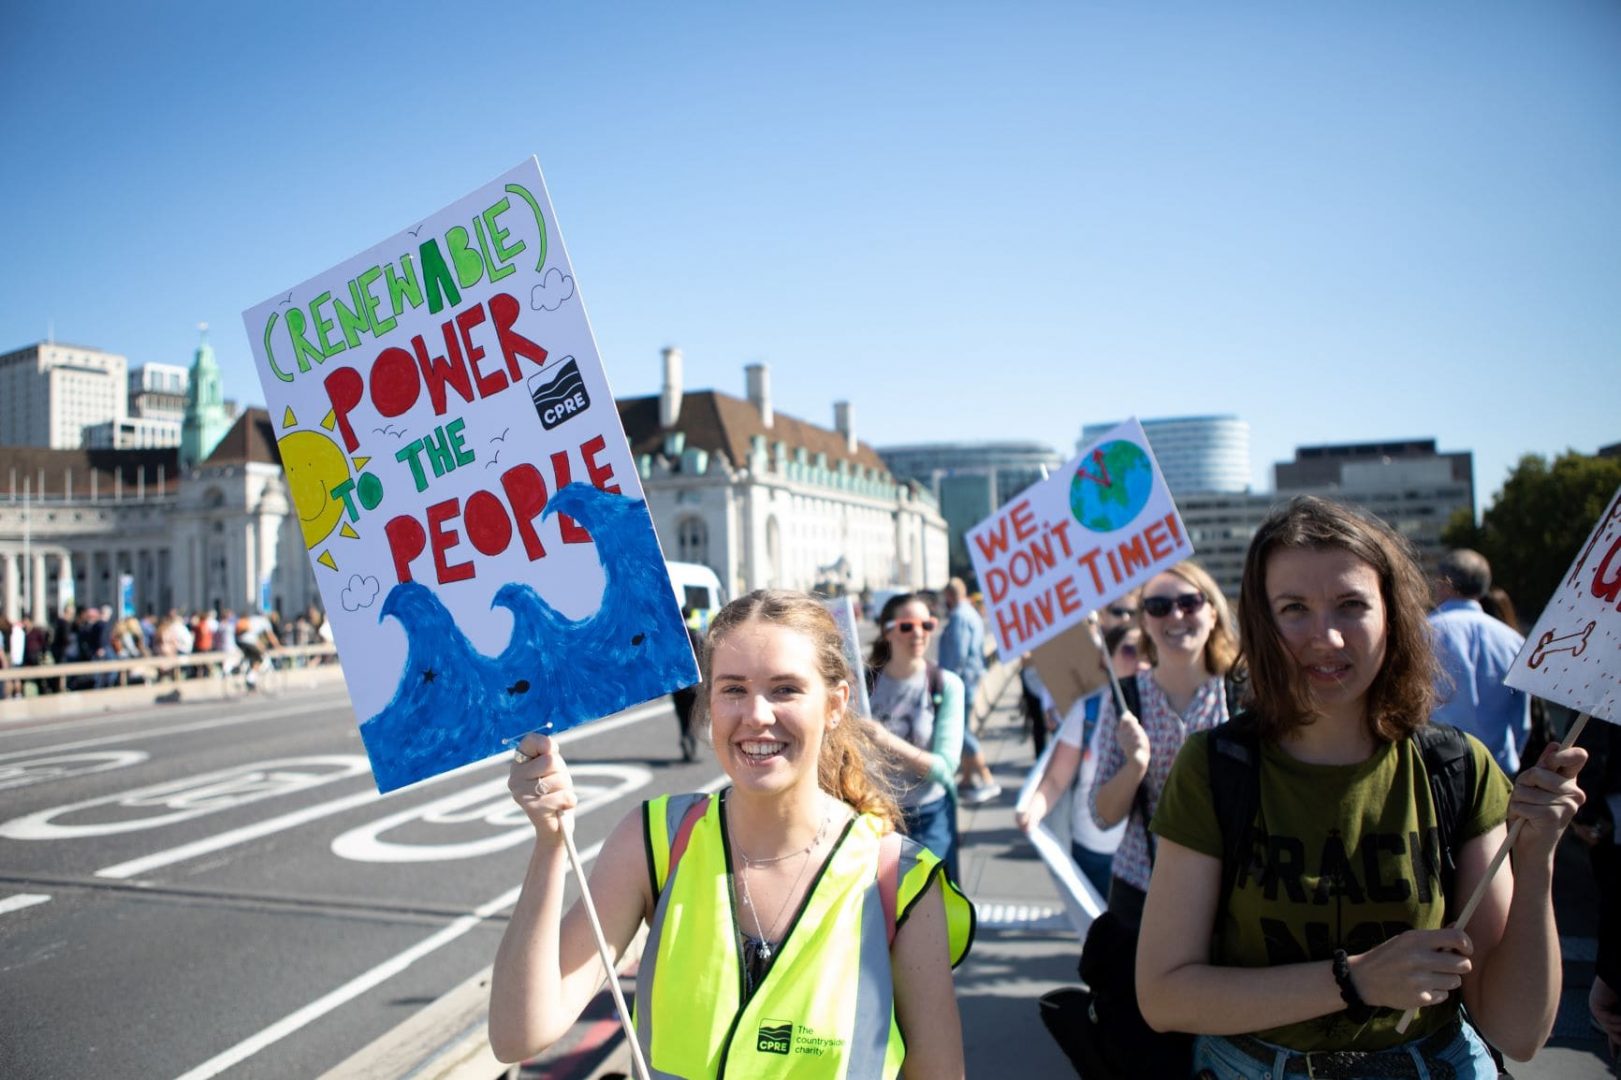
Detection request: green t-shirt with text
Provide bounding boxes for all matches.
[1152,727,1512,1051]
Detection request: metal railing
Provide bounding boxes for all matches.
[0,642,339,698]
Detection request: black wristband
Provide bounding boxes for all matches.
[1332,949,1375,1022]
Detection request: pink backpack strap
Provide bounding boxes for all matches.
[878,831,903,947]
[667,794,711,884]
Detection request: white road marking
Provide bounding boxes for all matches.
[96,700,671,880]
[0,757,371,840]
[0,703,343,762]
[0,751,149,792]
[0,893,51,916]
[0,688,350,738]
[330,764,652,863]
[171,772,728,1080]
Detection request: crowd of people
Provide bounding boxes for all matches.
[0,602,332,696]
[491,493,1613,1079]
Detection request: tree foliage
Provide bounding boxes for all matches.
[1464,451,1621,618]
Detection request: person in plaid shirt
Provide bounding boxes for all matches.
[1089,560,1238,921]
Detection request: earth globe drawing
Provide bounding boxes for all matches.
[1069,440,1154,532]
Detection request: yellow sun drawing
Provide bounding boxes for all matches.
[278,406,366,572]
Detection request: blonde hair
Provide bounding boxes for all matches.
[698,590,903,831]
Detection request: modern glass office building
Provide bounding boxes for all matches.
[878,441,1064,580]
[1079,415,1252,496]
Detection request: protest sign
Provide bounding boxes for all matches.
[1015,744,1104,940]
[1029,622,1107,719]
[821,595,873,719]
[1398,487,1619,1036]
[1504,484,1621,723]
[242,158,697,792]
[966,418,1190,658]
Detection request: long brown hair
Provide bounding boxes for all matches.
[1237,496,1438,742]
[1137,560,1239,676]
[699,590,903,830]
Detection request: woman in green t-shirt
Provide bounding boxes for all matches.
[1137,496,1587,1077]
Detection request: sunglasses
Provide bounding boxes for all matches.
[1141,592,1207,618]
[886,618,938,634]
[1106,605,1137,618]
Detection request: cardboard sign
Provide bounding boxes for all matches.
[1028,622,1107,719]
[1505,484,1621,723]
[966,418,1190,658]
[242,159,697,791]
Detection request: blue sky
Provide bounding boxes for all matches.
[2,2,1616,508]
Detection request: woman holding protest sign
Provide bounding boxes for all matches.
[489,589,973,1078]
[1089,559,1237,916]
[865,592,968,880]
[1137,496,1587,1076]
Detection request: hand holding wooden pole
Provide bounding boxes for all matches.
[560,810,652,1080]
[1086,611,1128,716]
[1394,712,1592,1035]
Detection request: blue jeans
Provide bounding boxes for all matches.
[1191,1019,1498,1079]
[903,795,959,881]
[1069,840,1114,899]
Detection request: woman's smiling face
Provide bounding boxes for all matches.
[708,618,847,795]
[1140,570,1214,667]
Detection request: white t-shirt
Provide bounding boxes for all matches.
[1056,693,1126,854]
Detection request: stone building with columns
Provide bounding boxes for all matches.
[616,350,950,598]
[0,409,319,621]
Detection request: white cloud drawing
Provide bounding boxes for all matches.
[531,267,576,312]
[341,574,381,611]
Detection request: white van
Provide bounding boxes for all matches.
[666,561,727,632]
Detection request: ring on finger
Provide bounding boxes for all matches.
[534,778,550,797]
[512,749,530,764]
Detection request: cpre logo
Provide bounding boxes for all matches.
[527,357,590,430]
[757,1020,793,1055]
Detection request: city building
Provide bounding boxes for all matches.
[129,362,190,425]
[0,342,128,450]
[619,350,950,597]
[1079,415,1251,497]
[1274,439,1474,566]
[180,327,233,468]
[878,441,1064,580]
[0,410,318,621]
[83,417,183,450]
[1175,489,1277,600]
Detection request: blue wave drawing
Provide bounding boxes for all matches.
[358,483,700,792]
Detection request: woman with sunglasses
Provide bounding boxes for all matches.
[1137,497,1586,1076]
[1089,561,1238,921]
[866,592,966,879]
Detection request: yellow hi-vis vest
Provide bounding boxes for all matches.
[634,792,974,1078]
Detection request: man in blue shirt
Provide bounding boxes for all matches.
[1429,548,1531,773]
[939,578,999,804]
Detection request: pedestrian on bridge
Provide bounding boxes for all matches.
[490,589,973,1078]
[1138,495,1587,1077]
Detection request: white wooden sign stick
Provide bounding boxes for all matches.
[1395,711,1592,1035]
[561,812,652,1080]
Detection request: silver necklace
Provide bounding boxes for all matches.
[734,805,832,962]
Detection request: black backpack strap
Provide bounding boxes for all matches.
[1207,714,1263,942]
[927,661,944,705]
[1412,722,1474,919]
[1116,672,1140,720]
[1115,676,1159,863]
